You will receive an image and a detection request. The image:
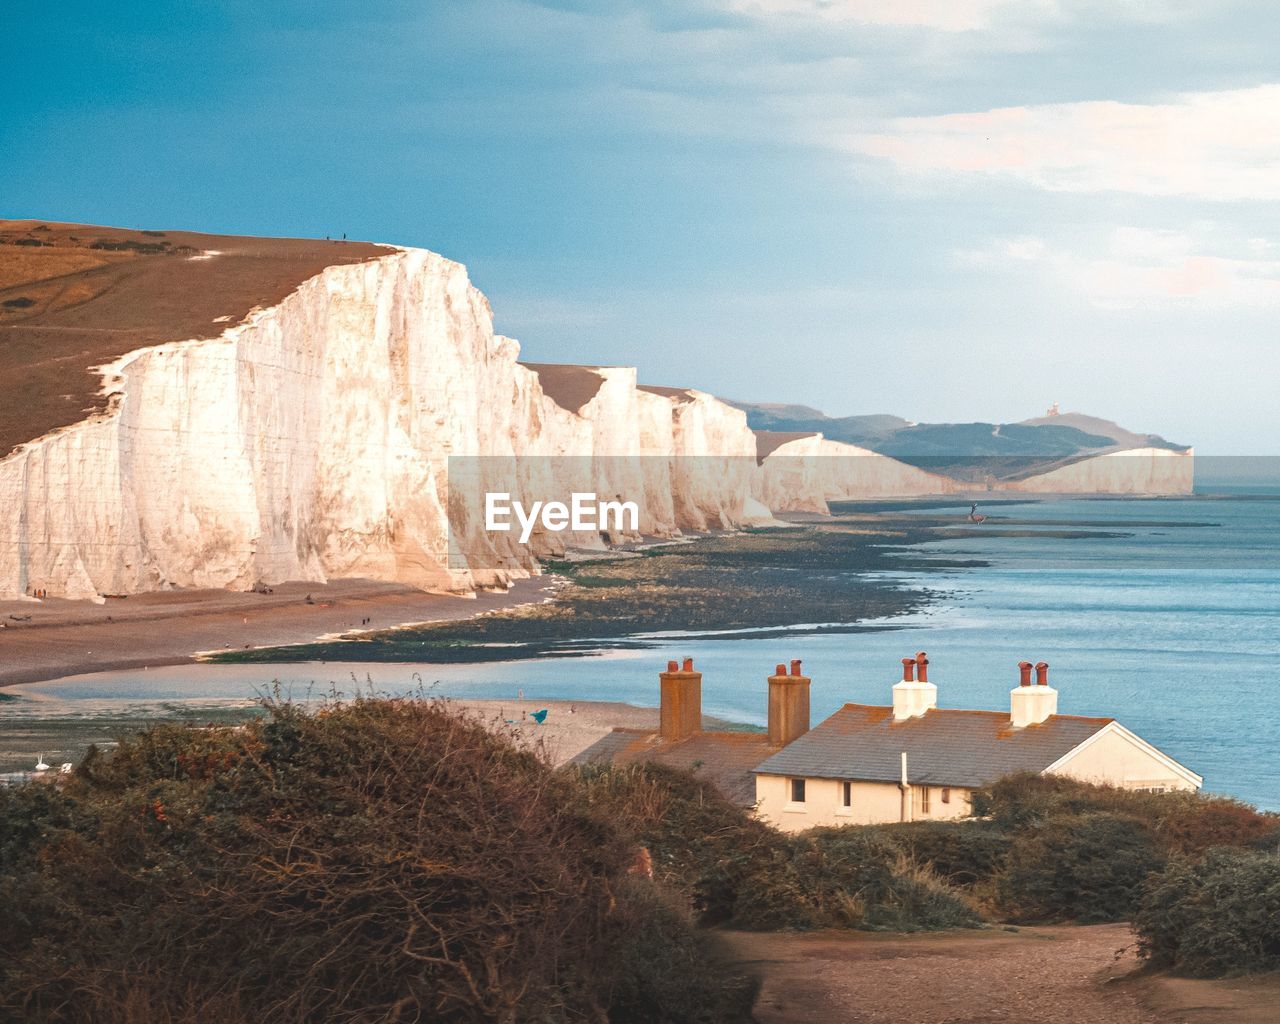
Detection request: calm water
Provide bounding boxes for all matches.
[4,498,1278,808]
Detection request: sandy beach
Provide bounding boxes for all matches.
[0,576,557,689]
[444,698,659,765]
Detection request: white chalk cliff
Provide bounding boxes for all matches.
[0,247,803,600]
[1005,447,1194,494]
[0,245,1189,602]
[752,434,964,513]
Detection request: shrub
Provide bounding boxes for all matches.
[572,761,796,926]
[997,811,1163,922]
[606,879,760,1023]
[971,772,1119,827]
[1146,796,1280,856]
[872,820,1012,888]
[802,828,980,930]
[575,766,979,932]
[0,698,756,1024]
[1136,848,1280,977]
[972,774,1279,858]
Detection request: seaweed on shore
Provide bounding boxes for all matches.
[212,517,983,666]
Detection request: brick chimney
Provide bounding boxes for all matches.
[1010,660,1058,727]
[659,657,702,741]
[768,659,811,747]
[893,651,937,720]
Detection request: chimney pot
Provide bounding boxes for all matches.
[660,659,702,741]
[768,659,811,746]
[775,663,787,677]
[893,653,937,719]
[1011,661,1057,726]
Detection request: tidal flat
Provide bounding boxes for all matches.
[211,508,1044,665]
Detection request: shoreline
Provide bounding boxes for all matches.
[207,514,973,668]
[0,576,558,690]
[7,498,1230,690]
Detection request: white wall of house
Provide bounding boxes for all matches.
[755,774,973,831]
[1047,723,1201,792]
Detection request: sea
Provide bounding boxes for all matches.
[4,496,1278,809]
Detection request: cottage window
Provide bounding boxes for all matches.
[918,785,931,814]
[841,781,853,807]
[790,778,806,803]
[941,787,951,805]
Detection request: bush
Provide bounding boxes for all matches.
[997,811,1163,923]
[1147,797,1280,856]
[1136,848,1280,977]
[800,828,980,931]
[0,698,756,1024]
[573,761,797,926]
[606,879,760,1023]
[575,765,979,932]
[871,820,1012,888]
[972,773,1279,857]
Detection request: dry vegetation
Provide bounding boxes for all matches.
[0,219,385,458]
[2,700,1276,1023]
[0,697,757,1023]
[0,247,126,292]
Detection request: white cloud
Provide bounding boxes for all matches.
[846,85,1280,200]
[957,227,1280,308]
[725,0,1022,32]
[724,0,1208,33]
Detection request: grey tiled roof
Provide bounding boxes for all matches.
[752,704,1113,789]
[571,728,771,806]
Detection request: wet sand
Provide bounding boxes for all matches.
[0,577,557,689]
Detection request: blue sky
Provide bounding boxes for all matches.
[4,1,1278,452]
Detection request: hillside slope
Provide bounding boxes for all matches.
[730,400,1189,483]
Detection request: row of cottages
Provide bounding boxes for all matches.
[573,653,1202,830]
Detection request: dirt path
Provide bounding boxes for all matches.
[724,924,1167,1024]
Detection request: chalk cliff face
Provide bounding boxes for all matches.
[0,240,1195,602]
[0,248,773,600]
[3,249,497,599]
[1005,447,1195,494]
[753,434,964,514]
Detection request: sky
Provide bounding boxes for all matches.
[3,1,1278,453]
